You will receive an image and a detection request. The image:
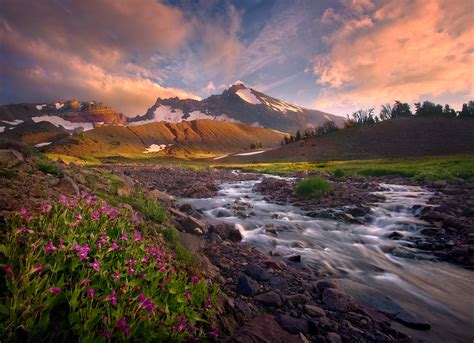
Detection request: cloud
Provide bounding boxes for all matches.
[312,0,474,113]
[206,81,216,91]
[0,0,205,115]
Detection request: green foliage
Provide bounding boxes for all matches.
[218,155,474,181]
[161,228,195,267]
[121,192,166,223]
[0,170,19,179]
[0,194,217,342]
[333,169,345,178]
[295,177,332,199]
[36,161,63,177]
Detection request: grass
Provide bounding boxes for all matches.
[120,192,167,224]
[0,194,217,341]
[36,160,63,177]
[0,170,19,179]
[216,155,474,181]
[295,177,332,199]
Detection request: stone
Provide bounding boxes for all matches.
[326,332,342,343]
[215,208,233,217]
[149,189,175,204]
[180,216,207,235]
[269,276,288,290]
[285,294,309,305]
[432,180,447,188]
[277,315,311,335]
[287,254,302,262]
[313,280,336,292]
[304,304,326,317]
[245,264,270,281]
[59,176,80,196]
[234,299,253,317]
[237,274,258,296]
[0,149,24,168]
[388,231,404,240]
[205,220,242,242]
[254,291,283,307]
[322,288,357,312]
[228,314,302,343]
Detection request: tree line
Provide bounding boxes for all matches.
[282,100,473,145]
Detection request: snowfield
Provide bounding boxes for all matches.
[36,104,47,110]
[144,144,168,153]
[0,127,5,133]
[31,115,94,131]
[34,142,52,148]
[55,102,64,110]
[236,88,261,105]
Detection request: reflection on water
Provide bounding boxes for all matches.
[178,176,474,343]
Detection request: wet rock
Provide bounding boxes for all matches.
[287,254,302,262]
[205,220,242,242]
[347,206,370,217]
[304,304,326,317]
[245,265,270,281]
[178,203,193,213]
[59,176,79,196]
[237,274,258,296]
[322,288,357,312]
[0,149,23,168]
[228,314,302,343]
[388,231,404,240]
[181,216,207,235]
[149,189,175,204]
[254,291,283,307]
[216,209,233,217]
[277,315,311,335]
[313,280,336,292]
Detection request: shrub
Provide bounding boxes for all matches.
[295,177,332,199]
[333,169,345,178]
[36,161,63,177]
[0,170,19,179]
[121,192,166,224]
[0,194,217,341]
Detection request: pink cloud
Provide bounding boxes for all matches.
[312,0,474,114]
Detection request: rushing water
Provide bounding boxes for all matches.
[177,175,474,343]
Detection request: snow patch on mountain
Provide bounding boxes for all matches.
[259,97,302,113]
[2,119,24,126]
[0,127,5,133]
[32,115,94,131]
[55,102,64,110]
[34,142,52,148]
[235,150,267,156]
[236,88,261,105]
[36,104,47,110]
[144,144,171,153]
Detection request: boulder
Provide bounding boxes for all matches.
[0,149,23,168]
[322,288,357,312]
[245,264,270,281]
[149,189,176,204]
[59,176,80,196]
[237,274,258,296]
[304,304,326,317]
[277,315,311,335]
[204,219,242,242]
[228,314,302,343]
[254,291,283,307]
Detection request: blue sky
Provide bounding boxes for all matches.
[1,0,472,116]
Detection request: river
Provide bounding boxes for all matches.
[177,174,474,342]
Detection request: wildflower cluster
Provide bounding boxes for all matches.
[0,193,217,342]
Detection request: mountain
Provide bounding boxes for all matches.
[219,116,474,162]
[46,119,287,159]
[128,83,343,132]
[0,100,126,146]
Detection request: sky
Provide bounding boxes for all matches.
[0,0,473,117]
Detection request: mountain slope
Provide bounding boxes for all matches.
[129,84,343,132]
[47,119,287,158]
[220,116,474,162]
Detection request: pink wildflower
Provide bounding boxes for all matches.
[133,230,142,242]
[16,227,34,234]
[19,207,27,215]
[174,318,187,333]
[32,264,44,273]
[102,331,111,339]
[127,267,135,275]
[79,278,92,286]
[185,291,192,304]
[205,293,212,309]
[110,240,119,251]
[41,203,52,213]
[114,317,129,336]
[59,194,68,204]
[87,288,95,298]
[78,244,90,261]
[45,240,56,254]
[3,264,14,278]
[163,276,170,283]
[112,272,120,282]
[105,290,118,305]
[91,211,100,221]
[121,231,127,242]
[90,259,100,272]
[210,328,219,339]
[191,275,200,284]
[74,213,82,220]
[49,287,61,293]
[103,316,108,324]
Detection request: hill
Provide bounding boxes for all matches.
[47,119,287,159]
[220,116,474,162]
[129,83,343,132]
